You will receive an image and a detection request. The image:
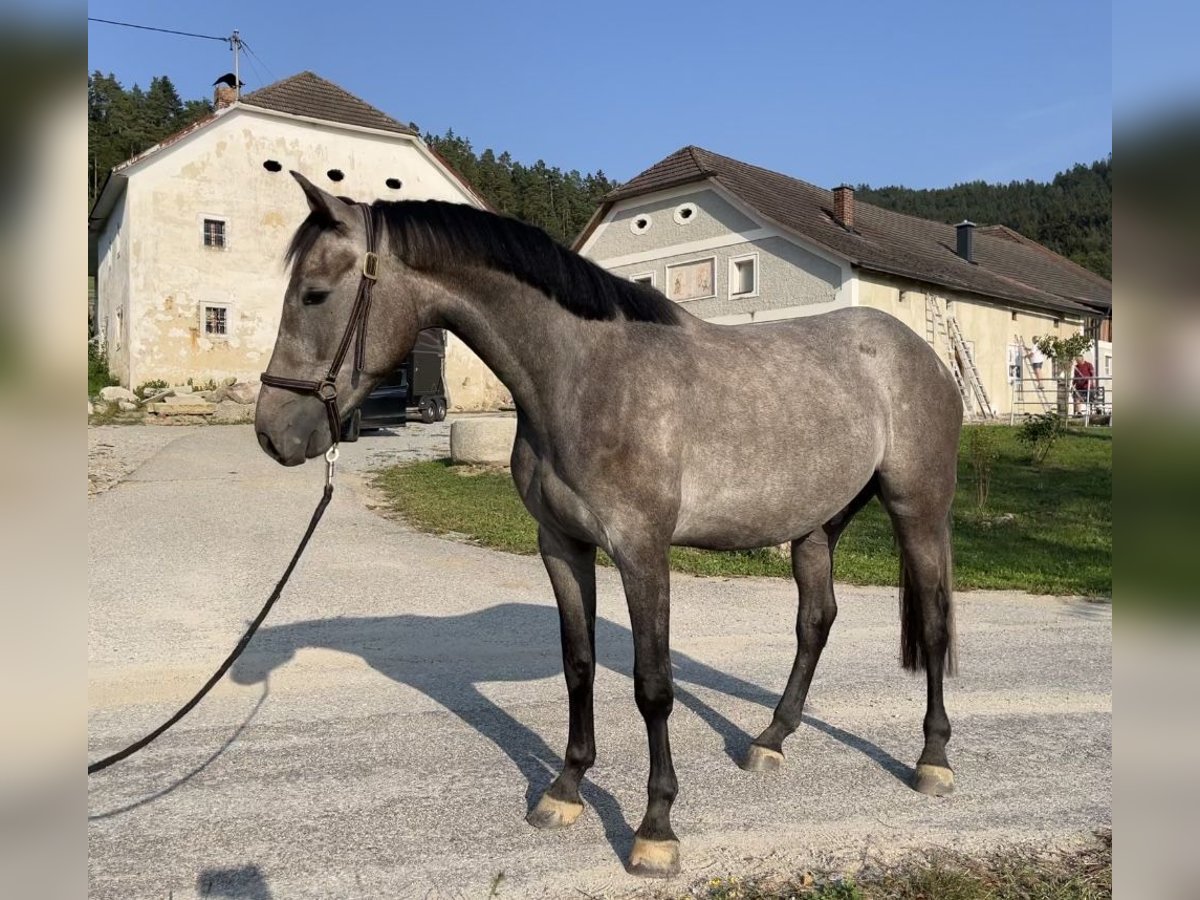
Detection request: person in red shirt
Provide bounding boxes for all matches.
[1072,357,1096,414]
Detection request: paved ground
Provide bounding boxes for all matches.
[87,423,1111,899]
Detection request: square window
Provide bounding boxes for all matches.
[729,254,758,297]
[202,218,226,249]
[203,305,229,336]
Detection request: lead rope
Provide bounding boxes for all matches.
[87,446,340,775]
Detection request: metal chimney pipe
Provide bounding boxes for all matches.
[956,220,975,263]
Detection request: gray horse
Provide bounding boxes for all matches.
[255,173,961,878]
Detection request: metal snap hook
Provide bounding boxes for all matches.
[325,444,340,485]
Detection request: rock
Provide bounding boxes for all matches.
[87,400,94,416]
[200,388,228,403]
[450,416,517,465]
[221,375,238,387]
[174,384,193,394]
[225,383,259,404]
[118,400,138,412]
[213,400,255,423]
[99,386,135,402]
[149,399,215,416]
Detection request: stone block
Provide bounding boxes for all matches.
[98,386,135,402]
[450,417,517,465]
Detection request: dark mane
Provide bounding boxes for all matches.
[287,200,681,326]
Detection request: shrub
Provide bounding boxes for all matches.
[88,342,118,396]
[1017,412,1064,465]
[966,426,999,508]
[135,379,169,399]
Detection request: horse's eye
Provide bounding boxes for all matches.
[302,290,330,306]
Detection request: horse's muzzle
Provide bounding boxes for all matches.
[255,388,333,466]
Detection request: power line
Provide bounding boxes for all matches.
[242,41,278,86]
[87,17,230,43]
[240,45,269,90]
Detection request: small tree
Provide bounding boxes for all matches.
[1017,412,1064,466]
[966,426,999,508]
[1033,333,1093,418]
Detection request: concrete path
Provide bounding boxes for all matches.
[87,424,1111,899]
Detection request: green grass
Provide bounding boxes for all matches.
[676,833,1111,900]
[373,425,1110,597]
[88,342,118,396]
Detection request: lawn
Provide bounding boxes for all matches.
[373,425,1111,597]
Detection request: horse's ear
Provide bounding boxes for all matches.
[290,171,353,225]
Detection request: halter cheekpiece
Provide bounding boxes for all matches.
[260,203,379,445]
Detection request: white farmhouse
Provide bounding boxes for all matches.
[576,146,1113,418]
[88,71,507,409]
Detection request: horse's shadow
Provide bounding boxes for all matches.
[228,602,911,862]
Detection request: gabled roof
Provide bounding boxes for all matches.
[88,72,483,240]
[239,71,417,136]
[591,146,1111,316]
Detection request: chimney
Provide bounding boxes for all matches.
[956,220,976,263]
[214,84,237,109]
[833,185,855,229]
[212,73,243,110]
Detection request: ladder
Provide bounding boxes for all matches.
[926,295,971,414]
[946,314,995,417]
[1012,333,1051,410]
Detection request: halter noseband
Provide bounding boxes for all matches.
[260,203,379,445]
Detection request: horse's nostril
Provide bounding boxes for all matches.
[257,431,281,461]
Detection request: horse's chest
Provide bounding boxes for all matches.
[512,441,609,547]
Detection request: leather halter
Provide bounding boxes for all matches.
[260,203,379,444]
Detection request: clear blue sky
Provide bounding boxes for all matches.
[88,0,1112,189]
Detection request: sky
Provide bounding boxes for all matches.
[87,0,1114,189]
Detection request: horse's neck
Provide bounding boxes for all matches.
[427,274,591,421]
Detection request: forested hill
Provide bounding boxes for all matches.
[87,73,1110,276]
[423,131,618,246]
[855,159,1111,279]
[88,73,213,205]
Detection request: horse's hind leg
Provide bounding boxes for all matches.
[527,524,598,829]
[890,511,957,796]
[742,484,874,772]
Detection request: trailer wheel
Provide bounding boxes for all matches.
[434,398,447,422]
[419,398,438,424]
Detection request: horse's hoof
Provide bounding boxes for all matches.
[526,794,584,829]
[627,837,681,878]
[912,764,955,796]
[740,744,784,773]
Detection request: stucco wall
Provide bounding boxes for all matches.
[606,236,843,322]
[94,189,131,383]
[857,272,1083,416]
[100,106,505,408]
[587,188,760,259]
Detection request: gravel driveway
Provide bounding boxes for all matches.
[87,422,1111,899]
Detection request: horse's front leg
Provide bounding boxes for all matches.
[527,523,598,829]
[615,541,680,878]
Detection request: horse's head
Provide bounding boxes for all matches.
[255,172,421,465]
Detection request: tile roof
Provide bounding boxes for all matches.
[602,146,1111,315]
[240,71,417,136]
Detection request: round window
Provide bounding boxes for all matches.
[630,215,653,235]
[673,202,698,225]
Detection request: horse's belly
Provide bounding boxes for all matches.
[672,456,875,550]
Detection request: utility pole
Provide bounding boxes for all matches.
[230,29,242,99]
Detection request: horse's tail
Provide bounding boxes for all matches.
[898,513,957,676]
